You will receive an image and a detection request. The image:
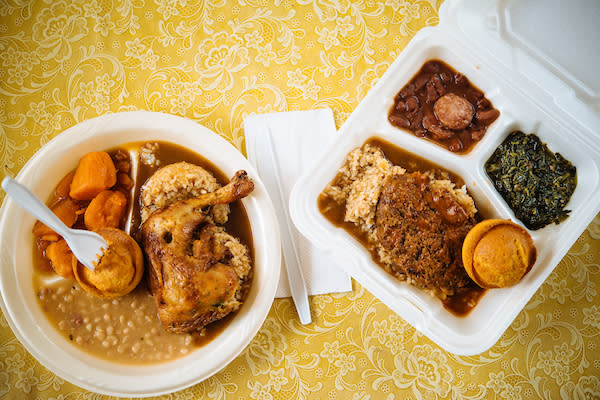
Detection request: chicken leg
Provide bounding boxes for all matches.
[141,170,254,333]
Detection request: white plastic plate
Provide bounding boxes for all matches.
[290,0,600,355]
[0,111,281,396]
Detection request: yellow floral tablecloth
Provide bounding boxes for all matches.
[1,1,599,399]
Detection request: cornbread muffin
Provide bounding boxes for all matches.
[74,228,144,299]
[462,219,536,288]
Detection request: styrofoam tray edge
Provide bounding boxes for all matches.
[289,16,600,354]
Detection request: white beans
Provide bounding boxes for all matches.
[37,283,199,363]
[131,342,141,353]
[94,329,106,341]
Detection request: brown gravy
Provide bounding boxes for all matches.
[318,137,485,316]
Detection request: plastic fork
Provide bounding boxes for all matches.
[2,177,107,271]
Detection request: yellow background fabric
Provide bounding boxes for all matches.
[1,1,599,399]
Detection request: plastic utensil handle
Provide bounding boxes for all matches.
[266,129,312,325]
[1,177,70,238]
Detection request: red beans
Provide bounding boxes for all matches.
[475,108,501,125]
[406,96,419,112]
[389,114,410,129]
[388,60,500,154]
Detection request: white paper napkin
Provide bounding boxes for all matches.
[244,109,352,298]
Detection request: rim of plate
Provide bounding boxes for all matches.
[0,111,281,397]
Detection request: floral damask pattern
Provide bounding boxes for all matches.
[31,1,88,62]
[1,1,599,399]
[194,32,249,93]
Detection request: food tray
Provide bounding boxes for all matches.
[290,0,600,355]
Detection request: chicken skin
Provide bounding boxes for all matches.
[141,170,254,333]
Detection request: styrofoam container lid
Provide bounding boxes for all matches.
[446,0,600,135]
[290,0,600,355]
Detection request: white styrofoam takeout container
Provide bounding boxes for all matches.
[0,111,281,396]
[290,0,600,355]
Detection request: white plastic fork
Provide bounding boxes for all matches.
[2,177,107,271]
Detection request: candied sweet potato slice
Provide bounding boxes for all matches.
[53,170,75,203]
[32,198,79,239]
[69,152,117,200]
[84,190,127,231]
[45,239,76,279]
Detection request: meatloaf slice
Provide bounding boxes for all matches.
[375,172,476,299]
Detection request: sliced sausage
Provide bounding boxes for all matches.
[423,112,454,139]
[433,93,475,130]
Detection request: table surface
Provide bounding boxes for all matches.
[1,1,599,399]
